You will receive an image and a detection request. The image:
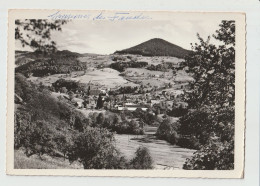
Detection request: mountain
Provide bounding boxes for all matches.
[114,38,191,58]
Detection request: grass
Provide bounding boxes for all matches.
[114,126,196,170]
[14,150,83,169]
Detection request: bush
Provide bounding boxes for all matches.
[14,77,90,158]
[130,146,153,169]
[52,79,83,93]
[22,121,55,158]
[177,136,200,150]
[110,61,148,72]
[178,109,211,146]
[183,139,234,170]
[60,87,68,93]
[168,103,188,117]
[15,73,34,102]
[67,127,128,169]
[156,118,179,145]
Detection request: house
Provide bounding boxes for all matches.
[118,104,149,111]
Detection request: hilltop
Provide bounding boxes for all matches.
[114,38,191,58]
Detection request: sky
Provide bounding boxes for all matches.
[16,16,225,55]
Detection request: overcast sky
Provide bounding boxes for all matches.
[16,17,225,54]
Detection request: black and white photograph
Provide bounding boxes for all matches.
[6,10,245,178]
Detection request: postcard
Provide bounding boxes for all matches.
[6,9,245,178]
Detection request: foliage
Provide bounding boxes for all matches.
[15,73,34,102]
[182,21,235,109]
[67,127,128,169]
[183,139,234,170]
[179,20,235,169]
[16,57,87,77]
[130,146,153,169]
[15,19,68,52]
[19,120,55,157]
[52,79,85,93]
[177,136,200,150]
[117,86,138,94]
[131,109,158,126]
[146,62,176,72]
[14,76,89,157]
[14,75,155,169]
[156,118,179,145]
[168,102,188,117]
[110,61,148,72]
[96,95,104,109]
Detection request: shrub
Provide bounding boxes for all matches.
[110,61,148,72]
[178,109,211,146]
[60,87,68,93]
[177,136,200,150]
[130,146,153,169]
[156,118,179,145]
[22,121,56,158]
[183,139,234,170]
[15,73,34,102]
[169,102,188,117]
[68,127,128,169]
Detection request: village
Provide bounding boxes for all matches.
[49,68,190,117]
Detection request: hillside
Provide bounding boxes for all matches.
[15,50,83,67]
[114,38,191,58]
[15,50,87,77]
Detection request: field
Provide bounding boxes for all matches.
[122,68,193,88]
[28,68,139,89]
[78,54,114,67]
[115,127,195,170]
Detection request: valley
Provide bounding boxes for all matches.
[14,38,196,169]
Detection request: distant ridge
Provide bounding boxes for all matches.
[15,49,85,68]
[114,38,191,58]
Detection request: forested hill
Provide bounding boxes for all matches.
[15,50,83,67]
[114,38,191,58]
[15,50,87,77]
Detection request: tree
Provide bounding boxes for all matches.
[130,146,153,169]
[182,21,235,109]
[96,113,105,127]
[67,127,127,169]
[15,19,68,52]
[96,94,103,109]
[60,87,68,93]
[15,73,34,102]
[180,20,235,169]
[156,117,179,145]
[183,138,234,170]
[23,121,55,158]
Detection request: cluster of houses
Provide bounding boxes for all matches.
[63,81,186,115]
